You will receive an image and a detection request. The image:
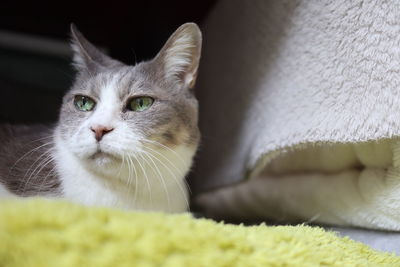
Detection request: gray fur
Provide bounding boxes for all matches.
[0,23,201,197]
[0,124,60,196]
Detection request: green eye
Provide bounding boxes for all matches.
[128,96,154,112]
[74,95,95,112]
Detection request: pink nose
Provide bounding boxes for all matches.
[90,125,114,142]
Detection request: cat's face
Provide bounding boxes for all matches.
[57,24,201,175]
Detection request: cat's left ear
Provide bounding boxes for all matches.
[70,24,122,72]
[153,23,202,89]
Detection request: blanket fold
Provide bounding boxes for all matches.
[193,0,400,231]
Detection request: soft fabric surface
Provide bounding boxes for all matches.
[193,0,400,231]
[198,140,400,231]
[331,227,400,255]
[0,199,399,267]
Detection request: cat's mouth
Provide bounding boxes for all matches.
[90,149,120,162]
[84,148,123,173]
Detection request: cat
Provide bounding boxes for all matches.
[0,23,202,212]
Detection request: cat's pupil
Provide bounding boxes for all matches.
[138,99,143,107]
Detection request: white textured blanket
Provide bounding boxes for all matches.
[193,0,400,231]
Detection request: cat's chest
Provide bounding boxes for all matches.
[55,147,190,212]
[60,167,138,209]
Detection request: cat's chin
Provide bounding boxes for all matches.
[85,151,121,169]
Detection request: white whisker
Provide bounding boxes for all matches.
[38,166,57,193]
[142,144,183,175]
[136,153,153,209]
[142,152,171,211]
[142,139,186,165]
[22,149,55,193]
[141,147,189,209]
[27,135,54,144]
[11,141,54,173]
[127,154,139,207]
[117,153,125,178]
[142,144,192,194]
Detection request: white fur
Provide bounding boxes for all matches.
[55,77,195,212]
[162,25,200,88]
[164,36,194,77]
[71,42,86,70]
[55,138,193,212]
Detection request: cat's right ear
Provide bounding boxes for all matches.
[70,24,122,72]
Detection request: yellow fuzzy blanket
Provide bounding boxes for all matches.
[0,199,398,267]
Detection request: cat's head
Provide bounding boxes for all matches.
[56,23,201,176]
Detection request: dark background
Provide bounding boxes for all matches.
[0,1,216,123]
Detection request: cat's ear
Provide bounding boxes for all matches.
[153,23,202,89]
[70,24,122,72]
